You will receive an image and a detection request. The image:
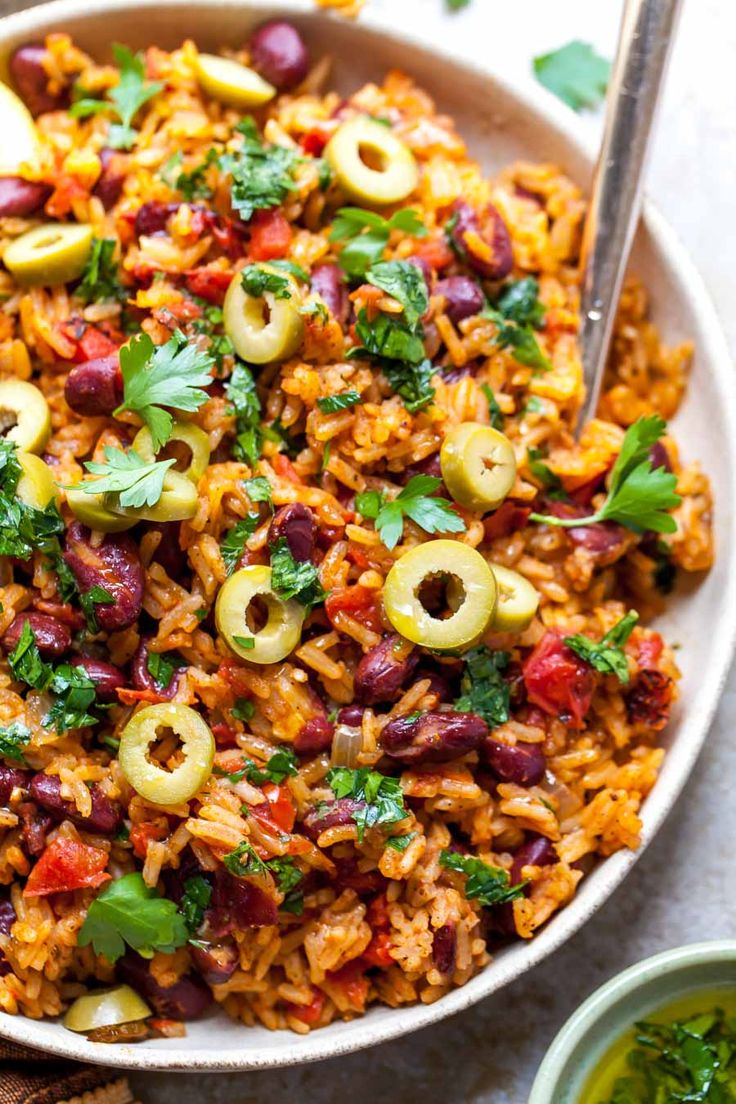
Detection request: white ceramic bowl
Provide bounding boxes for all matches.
[1,0,734,1072]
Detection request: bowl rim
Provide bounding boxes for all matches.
[528,940,736,1103]
[1,0,736,1072]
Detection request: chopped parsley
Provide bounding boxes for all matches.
[115,330,214,451]
[243,475,273,505]
[268,856,304,914]
[316,390,362,415]
[440,850,527,907]
[166,147,218,200]
[240,265,292,300]
[73,446,175,510]
[70,44,163,149]
[226,746,298,786]
[43,664,99,733]
[220,117,300,221]
[220,515,259,576]
[225,361,263,467]
[365,260,429,327]
[386,832,417,853]
[270,539,327,610]
[530,416,681,534]
[533,40,611,112]
[326,767,408,842]
[231,697,255,722]
[355,473,465,551]
[564,610,639,684]
[76,238,126,304]
[8,621,53,691]
[223,839,268,879]
[78,871,188,962]
[329,206,426,279]
[179,875,212,932]
[146,651,182,690]
[454,647,510,728]
[482,277,550,372]
[0,495,64,563]
[79,584,115,633]
[480,383,505,430]
[527,447,565,496]
[0,722,32,764]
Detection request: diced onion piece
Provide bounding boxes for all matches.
[330,723,363,768]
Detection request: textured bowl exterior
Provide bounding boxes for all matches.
[529,941,736,1103]
[1,0,735,1072]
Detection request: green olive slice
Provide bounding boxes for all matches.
[66,486,136,532]
[490,564,540,633]
[133,420,211,484]
[119,702,215,806]
[325,117,418,206]
[223,266,304,364]
[383,539,497,650]
[440,423,517,513]
[194,52,276,108]
[4,222,94,287]
[215,564,305,663]
[16,452,58,508]
[63,985,151,1033]
[106,469,198,523]
[0,380,51,454]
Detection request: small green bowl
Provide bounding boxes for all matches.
[529,941,736,1104]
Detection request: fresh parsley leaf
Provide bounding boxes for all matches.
[220,121,299,221]
[527,448,564,495]
[316,390,362,415]
[227,746,298,786]
[480,383,504,430]
[223,839,268,879]
[440,850,526,907]
[386,832,417,852]
[179,875,212,932]
[79,584,115,633]
[329,206,426,279]
[78,871,189,962]
[530,416,681,534]
[269,856,304,914]
[564,611,638,684]
[243,475,273,505]
[0,440,21,492]
[231,697,255,722]
[232,635,255,650]
[455,647,510,728]
[533,40,611,112]
[170,147,218,200]
[270,539,327,610]
[0,722,32,764]
[365,260,429,327]
[43,664,99,732]
[44,538,78,605]
[326,767,407,842]
[382,358,436,415]
[146,651,182,691]
[70,44,163,149]
[482,278,550,372]
[225,361,262,467]
[495,278,547,328]
[358,474,464,551]
[270,259,309,283]
[8,621,53,691]
[240,265,292,300]
[76,238,125,304]
[446,0,471,9]
[0,494,64,562]
[76,446,175,509]
[351,309,426,366]
[115,331,214,451]
[220,515,259,575]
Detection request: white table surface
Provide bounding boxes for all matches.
[2,0,735,1099]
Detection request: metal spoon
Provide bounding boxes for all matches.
[576,0,683,434]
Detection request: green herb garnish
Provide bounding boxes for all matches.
[564,611,638,684]
[70,44,163,149]
[325,767,407,842]
[316,390,362,415]
[269,539,327,610]
[78,872,188,962]
[355,473,464,551]
[220,117,300,221]
[455,647,510,727]
[440,850,526,907]
[533,40,611,112]
[329,207,426,279]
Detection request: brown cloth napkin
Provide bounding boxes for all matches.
[0,1041,139,1104]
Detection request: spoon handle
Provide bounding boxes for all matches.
[576,0,683,434]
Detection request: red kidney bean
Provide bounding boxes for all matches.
[649,440,673,473]
[435,275,483,323]
[190,939,239,986]
[9,44,67,115]
[18,801,53,857]
[134,201,177,237]
[354,634,419,705]
[303,797,366,840]
[93,148,126,210]
[331,856,387,898]
[336,704,365,726]
[131,637,181,701]
[0,766,31,806]
[414,666,453,702]
[206,869,278,934]
[294,713,334,755]
[0,177,50,218]
[64,355,122,417]
[381,710,487,765]
[30,772,122,835]
[69,656,126,702]
[117,952,213,1020]
[510,834,556,885]
[432,922,456,975]
[481,738,546,787]
[310,263,349,324]
[625,669,674,730]
[249,20,309,91]
[2,612,71,659]
[268,503,316,563]
[63,522,144,632]
[0,892,16,977]
[449,199,513,280]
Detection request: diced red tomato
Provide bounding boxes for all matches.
[301,128,329,156]
[412,234,454,272]
[362,931,393,968]
[253,782,296,833]
[483,502,532,543]
[77,326,120,363]
[366,893,390,931]
[346,546,370,569]
[117,687,167,706]
[185,267,233,304]
[129,822,167,860]
[285,988,325,1025]
[272,454,302,483]
[637,632,664,670]
[325,585,381,633]
[326,959,369,1006]
[522,631,596,730]
[23,837,110,897]
[211,722,239,749]
[248,209,292,261]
